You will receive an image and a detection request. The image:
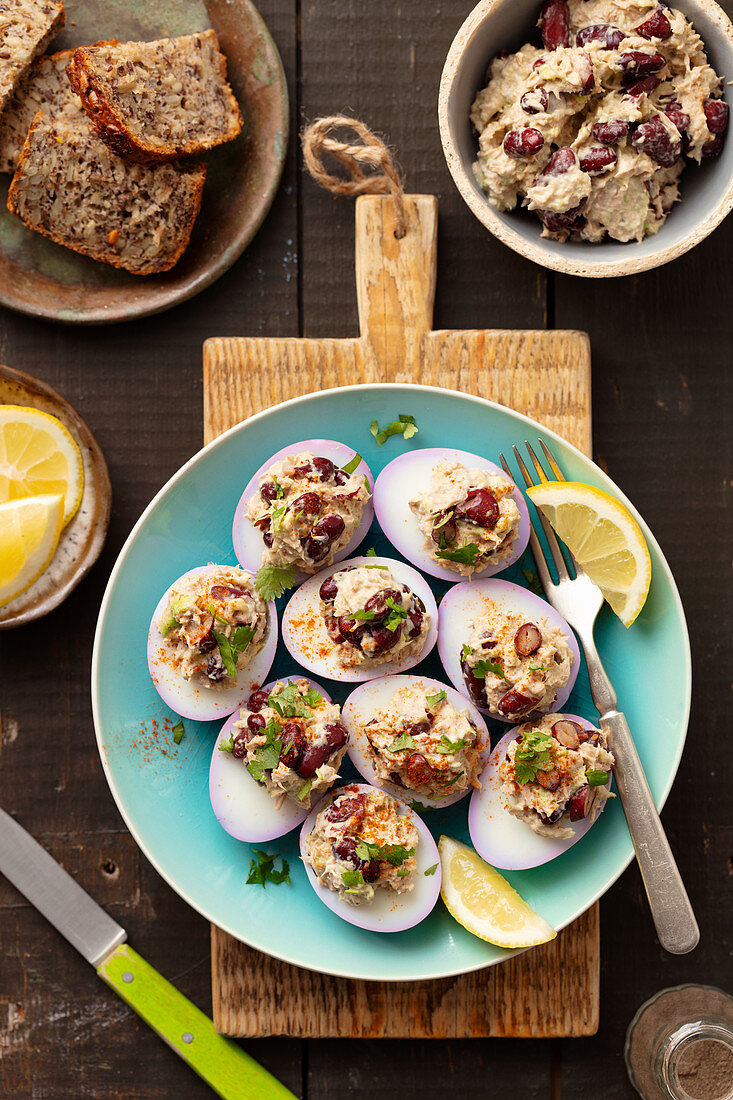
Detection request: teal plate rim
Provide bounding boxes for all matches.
[91,383,692,982]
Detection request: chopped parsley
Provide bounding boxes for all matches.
[461,643,475,661]
[272,476,284,500]
[370,413,418,447]
[424,863,439,877]
[254,563,297,600]
[366,547,377,556]
[440,771,465,787]
[529,663,549,672]
[386,732,417,754]
[267,680,323,718]
[246,849,290,887]
[513,731,555,785]
[435,542,481,566]
[270,502,288,536]
[431,509,454,530]
[297,779,313,802]
[397,867,411,877]
[213,625,256,680]
[341,869,364,888]
[207,604,229,625]
[341,452,362,475]
[425,690,446,707]
[246,721,283,784]
[469,655,504,680]
[433,735,470,755]
[355,840,415,866]
[384,597,408,632]
[351,608,377,621]
[218,732,234,754]
[586,769,609,787]
[172,719,185,745]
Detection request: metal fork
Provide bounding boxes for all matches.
[501,440,699,955]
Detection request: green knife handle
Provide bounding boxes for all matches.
[98,944,296,1100]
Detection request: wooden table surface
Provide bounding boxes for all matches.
[1,1,731,1095]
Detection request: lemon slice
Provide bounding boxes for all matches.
[0,405,84,527]
[0,494,64,607]
[438,836,556,949]
[526,480,652,628]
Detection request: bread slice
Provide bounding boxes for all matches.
[0,0,64,114]
[0,48,82,173]
[66,30,242,164]
[7,112,207,275]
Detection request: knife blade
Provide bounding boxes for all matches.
[0,808,296,1100]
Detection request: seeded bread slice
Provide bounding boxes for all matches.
[66,30,242,164]
[0,0,64,114]
[7,112,207,275]
[0,48,82,173]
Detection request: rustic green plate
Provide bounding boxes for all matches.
[0,0,288,324]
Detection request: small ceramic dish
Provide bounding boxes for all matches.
[438,0,733,277]
[0,364,111,629]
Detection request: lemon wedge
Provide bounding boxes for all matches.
[438,836,556,949]
[526,480,652,628]
[0,494,64,607]
[0,405,84,527]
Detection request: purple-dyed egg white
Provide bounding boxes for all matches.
[468,716,612,870]
[281,555,438,683]
[209,676,332,843]
[299,783,441,932]
[342,674,491,808]
[438,578,580,721]
[147,565,277,722]
[373,447,529,582]
[232,439,375,582]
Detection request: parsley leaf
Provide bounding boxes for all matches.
[355,840,415,866]
[218,732,234,753]
[586,769,609,787]
[268,680,323,718]
[246,726,283,784]
[397,867,411,877]
[425,690,446,707]
[207,604,229,625]
[370,413,419,447]
[461,643,475,661]
[529,663,549,672]
[366,547,377,556]
[254,563,297,600]
[424,863,439,876]
[386,732,417,753]
[246,849,290,888]
[213,625,255,680]
[341,452,362,475]
[297,779,313,802]
[433,735,470,754]
[341,869,364,887]
[270,502,288,536]
[436,542,480,566]
[384,596,408,632]
[513,731,555,785]
[470,655,504,680]
[272,476,284,500]
[351,608,377,621]
[172,719,185,745]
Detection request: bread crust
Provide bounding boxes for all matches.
[66,32,242,165]
[7,110,208,275]
[0,0,65,114]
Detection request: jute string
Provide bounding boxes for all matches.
[301,116,408,239]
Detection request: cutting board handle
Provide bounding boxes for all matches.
[355,194,438,376]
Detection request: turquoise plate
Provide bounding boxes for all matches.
[92,384,691,981]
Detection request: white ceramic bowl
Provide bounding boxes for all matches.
[438,0,733,277]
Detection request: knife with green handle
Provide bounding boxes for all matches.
[0,807,296,1100]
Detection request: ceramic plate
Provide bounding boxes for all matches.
[92,384,691,981]
[0,0,288,323]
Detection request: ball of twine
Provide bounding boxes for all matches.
[301,115,407,239]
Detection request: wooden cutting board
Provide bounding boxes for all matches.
[203,193,597,1038]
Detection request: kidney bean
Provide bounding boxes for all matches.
[263,532,274,547]
[247,713,267,735]
[326,616,347,644]
[364,588,403,622]
[632,116,681,166]
[704,99,729,134]
[255,516,271,532]
[312,456,336,481]
[618,51,665,82]
[232,731,250,760]
[536,767,561,791]
[369,623,403,652]
[319,576,338,602]
[520,87,549,114]
[552,719,583,749]
[291,492,321,516]
[333,468,349,486]
[210,585,248,601]
[568,784,593,820]
[514,623,542,656]
[702,133,724,157]
[576,23,624,48]
[279,721,306,769]
[504,128,545,158]
[431,511,458,546]
[456,487,500,528]
[407,610,424,639]
[260,482,278,502]
[539,806,565,825]
[317,513,346,540]
[292,461,314,478]
[247,687,270,712]
[461,658,487,709]
[579,146,617,173]
[577,51,595,94]
[540,0,570,49]
[665,100,690,132]
[186,611,214,648]
[592,119,629,145]
[297,722,348,777]
[206,654,227,682]
[636,9,671,38]
[333,837,380,883]
[405,753,436,787]
[497,688,537,717]
[409,715,434,735]
[326,794,365,823]
[540,147,576,177]
[625,74,660,97]
[540,203,586,232]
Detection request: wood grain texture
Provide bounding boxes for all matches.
[204,192,596,1039]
